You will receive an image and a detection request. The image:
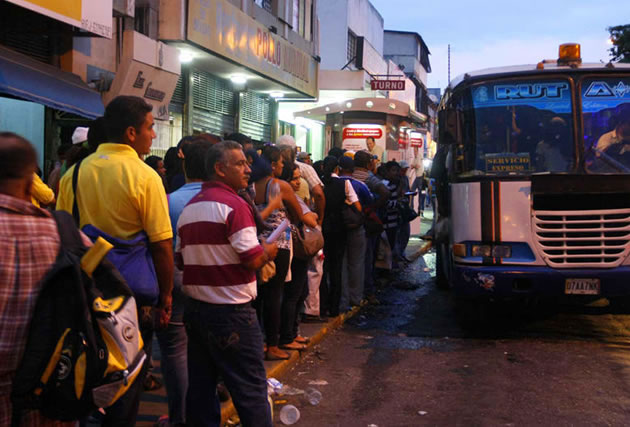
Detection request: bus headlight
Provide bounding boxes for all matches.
[471,244,512,258]
[492,245,512,258]
[471,245,492,257]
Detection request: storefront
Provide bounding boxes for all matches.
[0,1,111,173]
[294,97,427,165]
[164,0,318,143]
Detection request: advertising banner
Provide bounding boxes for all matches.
[7,0,113,38]
[188,0,318,98]
[342,124,386,152]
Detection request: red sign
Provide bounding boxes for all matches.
[410,137,424,148]
[342,127,383,139]
[371,79,406,91]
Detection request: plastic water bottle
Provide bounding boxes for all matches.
[279,404,300,425]
[304,387,322,406]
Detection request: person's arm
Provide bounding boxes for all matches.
[149,239,174,328]
[243,241,278,270]
[278,179,304,223]
[259,191,282,220]
[302,212,319,228]
[32,173,56,206]
[372,182,391,210]
[311,184,325,225]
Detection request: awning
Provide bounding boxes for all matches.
[0,45,104,119]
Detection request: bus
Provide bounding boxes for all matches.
[434,44,630,302]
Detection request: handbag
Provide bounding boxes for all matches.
[292,224,324,260]
[399,200,419,223]
[342,204,364,229]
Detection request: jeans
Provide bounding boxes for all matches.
[280,257,309,345]
[156,274,188,426]
[385,227,400,268]
[102,307,153,427]
[398,220,411,257]
[184,300,271,427]
[341,226,366,309]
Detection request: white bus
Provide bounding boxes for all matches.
[434,44,630,302]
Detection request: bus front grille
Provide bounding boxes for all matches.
[533,209,630,268]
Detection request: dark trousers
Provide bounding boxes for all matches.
[184,300,271,427]
[280,257,309,345]
[321,231,347,317]
[386,227,400,268]
[364,233,379,296]
[102,307,153,427]
[254,249,290,347]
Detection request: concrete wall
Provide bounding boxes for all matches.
[317,0,349,70]
[347,0,384,55]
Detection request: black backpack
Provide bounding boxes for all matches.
[11,211,146,425]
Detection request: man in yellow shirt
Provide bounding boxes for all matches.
[57,95,173,426]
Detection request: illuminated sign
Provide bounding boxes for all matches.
[494,83,568,100]
[342,125,386,152]
[188,0,318,98]
[7,0,113,38]
[342,127,383,139]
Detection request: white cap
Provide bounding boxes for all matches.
[399,160,410,169]
[72,127,89,145]
[277,134,296,148]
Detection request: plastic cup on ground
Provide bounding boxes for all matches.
[304,387,322,405]
[279,404,300,425]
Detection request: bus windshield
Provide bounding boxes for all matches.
[583,77,630,173]
[456,79,575,177]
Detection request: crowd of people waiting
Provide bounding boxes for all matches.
[1,95,425,427]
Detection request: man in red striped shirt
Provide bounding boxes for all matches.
[176,140,278,427]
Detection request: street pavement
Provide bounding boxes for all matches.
[137,212,435,426]
[269,224,630,425]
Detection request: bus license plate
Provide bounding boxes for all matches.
[565,278,600,295]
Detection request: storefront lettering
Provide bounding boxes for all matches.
[144,82,166,102]
[131,71,166,102]
[133,71,145,88]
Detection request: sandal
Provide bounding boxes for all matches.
[265,346,290,360]
[279,340,307,351]
[294,335,310,344]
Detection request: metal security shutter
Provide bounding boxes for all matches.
[240,91,272,142]
[192,70,236,135]
[169,74,185,114]
[0,3,54,64]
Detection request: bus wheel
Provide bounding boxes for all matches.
[435,241,451,290]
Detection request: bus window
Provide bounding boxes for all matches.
[582,77,630,173]
[456,79,575,177]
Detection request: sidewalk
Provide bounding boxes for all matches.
[136,214,434,426]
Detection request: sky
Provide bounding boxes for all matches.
[369,0,628,91]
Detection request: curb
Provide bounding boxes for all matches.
[220,304,364,425]
[220,239,433,425]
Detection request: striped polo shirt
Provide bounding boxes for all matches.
[176,180,263,304]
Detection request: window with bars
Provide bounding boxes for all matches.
[347,30,358,64]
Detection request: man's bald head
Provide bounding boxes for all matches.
[0,132,37,199]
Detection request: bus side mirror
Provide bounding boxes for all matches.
[439,109,459,145]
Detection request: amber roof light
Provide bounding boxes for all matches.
[558,43,582,65]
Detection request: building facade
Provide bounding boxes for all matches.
[0,0,319,173]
